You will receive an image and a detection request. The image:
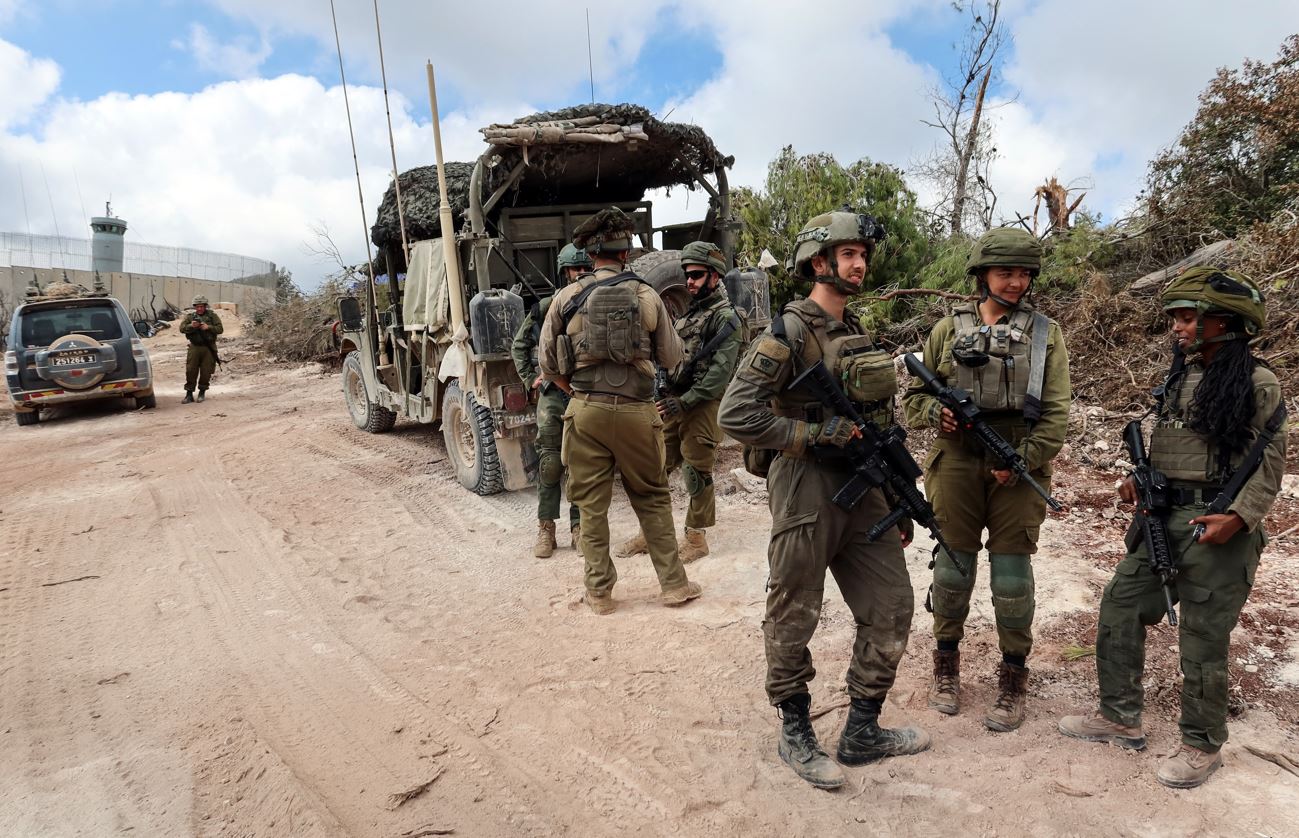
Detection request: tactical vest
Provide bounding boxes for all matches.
[770,304,897,430]
[949,305,1042,413]
[1149,365,1223,484]
[564,272,655,398]
[670,289,734,392]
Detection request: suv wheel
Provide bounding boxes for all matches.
[15,410,39,427]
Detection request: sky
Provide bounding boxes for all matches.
[1,0,1297,289]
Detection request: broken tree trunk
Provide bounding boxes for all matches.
[1129,240,1236,294]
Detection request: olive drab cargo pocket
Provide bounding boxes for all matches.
[743,445,776,478]
[582,284,641,365]
[835,348,897,404]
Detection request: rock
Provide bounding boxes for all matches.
[729,467,766,494]
[1093,439,1110,451]
[1281,474,1299,500]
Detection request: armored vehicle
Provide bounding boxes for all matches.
[336,103,766,495]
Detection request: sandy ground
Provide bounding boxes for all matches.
[2,326,1298,837]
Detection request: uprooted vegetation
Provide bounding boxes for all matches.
[249,278,348,364]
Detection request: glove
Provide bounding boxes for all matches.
[897,516,914,545]
[656,396,685,419]
[812,415,856,449]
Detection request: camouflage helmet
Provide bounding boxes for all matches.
[1161,266,1266,336]
[556,243,593,272]
[573,207,636,254]
[965,228,1043,276]
[791,209,885,289]
[679,240,727,275]
[192,294,209,306]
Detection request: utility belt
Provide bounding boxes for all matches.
[771,399,890,424]
[780,446,857,471]
[572,390,650,406]
[1164,483,1225,506]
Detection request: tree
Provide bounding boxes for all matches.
[273,267,300,305]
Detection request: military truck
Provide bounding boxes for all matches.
[336,103,768,496]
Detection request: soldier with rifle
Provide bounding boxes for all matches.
[179,294,223,403]
[720,209,930,790]
[1060,268,1287,789]
[902,227,1071,733]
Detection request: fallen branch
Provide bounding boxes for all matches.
[809,699,851,721]
[400,826,455,837]
[388,767,444,810]
[863,288,978,303]
[1242,744,1299,778]
[41,575,101,588]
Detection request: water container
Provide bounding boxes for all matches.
[469,289,525,356]
[723,268,773,329]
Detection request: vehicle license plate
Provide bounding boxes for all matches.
[52,353,95,366]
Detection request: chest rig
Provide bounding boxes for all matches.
[949,304,1049,420]
[1148,361,1224,484]
[557,269,654,396]
[670,290,735,392]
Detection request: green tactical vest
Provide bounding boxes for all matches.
[670,289,733,391]
[950,304,1038,412]
[1149,366,1222,484]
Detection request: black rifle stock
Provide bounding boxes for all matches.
[904,354,1062,511]
[790,359,965,576]
[1122,420,1179,626]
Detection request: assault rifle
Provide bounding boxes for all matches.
[1122,420,1179,626]
[790,359,965,576]
[904,354,1063,511]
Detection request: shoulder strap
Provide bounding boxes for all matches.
[1205,401,1288,515]
[559,271,641,329]
[1023,311,1050,427]
[1152,350,1188,420]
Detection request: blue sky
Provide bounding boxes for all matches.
[2,0,1297,286]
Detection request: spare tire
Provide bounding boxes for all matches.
[633,249,690,320]
[45,334,108,390]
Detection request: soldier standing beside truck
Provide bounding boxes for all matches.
[180,295,223,403]
[512,244,592,557]
[539,207,703,616]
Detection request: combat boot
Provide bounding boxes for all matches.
[584,589,615,616]
[661,580,702,606]
[678,527,709,563]
[984,661,1029,732]
[615,531,648,557]
[776,694,845,790]
[1057,712,1146,750]
[196,390,206,402]
[182,390,195,404]
[836,697,931,765]
[534,520,557,558]
[1157,744,1222,789]
[929,649,961,715]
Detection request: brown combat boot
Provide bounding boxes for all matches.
[615,531,648,557]
[1057,712,1146,750]
[661,580,702,606]
[1157,744,1222,789]
[678,527,709,563]
[584,589,615,616]
[929,649,960,715]
[985,661,1029,732]
[533,520,557,558]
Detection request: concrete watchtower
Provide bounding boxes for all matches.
[90,202,127,273]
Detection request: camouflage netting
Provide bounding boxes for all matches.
[370,104,732,258]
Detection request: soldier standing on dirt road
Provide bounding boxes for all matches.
[902,227,1071,733]
[179,295,223,403]
[539,207,703,616]
[1060,268,1286,789]
[512,244,592,558]
[617,241,743,565]
[719,209,929,790]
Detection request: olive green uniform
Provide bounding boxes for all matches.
[720,299,913,705]
[1098,363,1285,753]
[539,266,688,595]
[180,310,224,393]
[511,297,579,528]
[902,302,1070,658]
[662,285,743,529]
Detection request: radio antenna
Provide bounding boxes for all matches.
[586,9,595,103]
[372,0,410,268]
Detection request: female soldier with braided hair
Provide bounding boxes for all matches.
[1060,267,1287,789]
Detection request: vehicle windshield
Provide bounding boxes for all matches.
[20,305,122,346]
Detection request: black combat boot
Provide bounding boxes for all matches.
[776,694,845,790]
[836,697,931,766]
[196,390,206,403]
[182,390,195,404]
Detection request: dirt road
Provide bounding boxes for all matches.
[2,329,1298,837]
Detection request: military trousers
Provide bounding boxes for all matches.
[562,394,687,595]
[925,440,1049,658]
[662,400,721,529]
[1097,508,1262,753]
[764,454,914,705]
[185,344,217,392]
[535,387,579,526]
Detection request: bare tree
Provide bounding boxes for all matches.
[1032,176,1089,235]
[914,0,1008,236]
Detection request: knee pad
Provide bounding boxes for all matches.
[989,552,1035,629]
[682,463,712,497]
[538,450,563,486]
[933,549,977,592]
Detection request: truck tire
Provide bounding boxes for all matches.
[442,381,504,496]
[15,410,39,427]
[343,351,396,433]
[136,393,158,409]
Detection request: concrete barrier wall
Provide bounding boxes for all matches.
[1,266,274,318]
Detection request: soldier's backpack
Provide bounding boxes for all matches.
[555,271,646,373]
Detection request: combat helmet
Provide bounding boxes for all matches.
[965,227,1043,309]
[192,294,210,306]
[1161,266,1266,350]
[556,243,593,274]
[791,207,885,295]
[573,207,637,255]
[680,240,727,276]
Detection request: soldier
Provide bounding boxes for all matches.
[539,207,703,615]
[1060,268,1286,789]
[719,209,928,790]
[512,244,592,557]
[618,241,743,564]
[901,228,1071,732]
[179,295,223,403]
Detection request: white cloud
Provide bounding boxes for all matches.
[177,22,272,79]
[0,37,58,128]
[0,0,21,26]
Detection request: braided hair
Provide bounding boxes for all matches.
[1186,316,1261,454]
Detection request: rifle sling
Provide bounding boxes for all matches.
[675,311,740,390]
[1204,401,1288,514]
[1023,311,1049,427]
[558,271,642,330]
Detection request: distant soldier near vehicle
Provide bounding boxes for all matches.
[902,228,1071,732]
[720,209,929,790]
[179,295,223,403]
[512,244,592,557]
[1060,268,1286,789]
[618,241,743,564]
[539,207,703,615]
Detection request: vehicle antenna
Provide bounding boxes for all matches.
[586,9,595,104]
[73,167,88,227]
[372,0,410,268]
[329,0,381,368]
[19,167,32,234]
[40,162,71,263]
[425,61,466,334]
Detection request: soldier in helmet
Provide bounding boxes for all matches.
[512,243,592,557]
[539,207,702,615]
[179,294,223,403]
[902,227,1071,732]
[617,241,743,564]
[719,209,929,790]
[1060,268,1286,789]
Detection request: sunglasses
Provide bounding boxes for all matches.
[684,269,709,281]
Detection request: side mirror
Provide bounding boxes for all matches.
[338,297,363,331]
